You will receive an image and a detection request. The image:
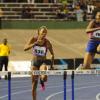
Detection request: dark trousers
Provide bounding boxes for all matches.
[0,56,9,71]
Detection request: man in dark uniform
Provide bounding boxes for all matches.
[0,39,10,79]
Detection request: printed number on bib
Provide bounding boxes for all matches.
[92,30,100,38]
[34,46,46,56]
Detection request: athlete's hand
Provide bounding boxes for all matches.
[49,54,54,70]
[97,45,100,53]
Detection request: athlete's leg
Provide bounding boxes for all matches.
[39,64,48,82]
[39,64,48,90]
[31,66,39,100]
[83,52,95,69]
[83,40,97,69]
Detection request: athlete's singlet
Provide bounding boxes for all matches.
[32,38,48,56]
[86,20,100,53]
[87,20,100,39]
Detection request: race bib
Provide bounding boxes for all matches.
[33,46,46,56]
[92,30,100,38]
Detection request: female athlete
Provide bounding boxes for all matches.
[83,11,100,69]
[24,26,54,100]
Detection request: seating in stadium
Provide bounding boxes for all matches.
[0,3,92,20]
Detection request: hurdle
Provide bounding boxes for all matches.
[0,70,100,100]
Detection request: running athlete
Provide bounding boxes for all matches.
[24,26,54,100]
[82,11,100,69]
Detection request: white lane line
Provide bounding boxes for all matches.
[0,85,31,90]
[0,80,63,89]
[0,76,64,84]
[1,81,100,91]
[0,81,100,99]
[0,84,64,99]
[96,93,100,100]
[48,37,83,56]
[0,89,31,99]
[46,84,100,100]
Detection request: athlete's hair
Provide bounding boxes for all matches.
[37,26,47,35]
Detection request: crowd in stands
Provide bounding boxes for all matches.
[21,6,34,19]
[56,0,100,21]
[0,0,57,3]
[0,0,100,21]
[56,0,87,21]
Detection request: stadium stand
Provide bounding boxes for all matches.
[0,3,92,20]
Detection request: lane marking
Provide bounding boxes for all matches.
[0,85,64,99]
[1,81,100,91]
[96,93,100,100]
[46,84,100,100]
[0,80,100,99]
[48,37,83,56]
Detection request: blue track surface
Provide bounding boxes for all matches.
[0,75,100,100]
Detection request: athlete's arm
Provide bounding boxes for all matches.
[24,36,36,51]
[86,20,100,33]
[47,40,54,69]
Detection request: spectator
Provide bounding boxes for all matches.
[0,38,11,80]
[0,8,3,29]
[92,1,100,19]
[59,0,67,5]
[27,0,34,3]
[79,1,87,11]
[87,1,95,14]
[75,5,84,21]
[83,10,87,21]
[21,6,33,19]
[57,5,69,19]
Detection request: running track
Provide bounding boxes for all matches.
[0,75,100,100]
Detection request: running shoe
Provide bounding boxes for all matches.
[76,64,84,70]
[40,78,45,91]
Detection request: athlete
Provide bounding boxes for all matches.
[83,11,100,69]
[24,26,54,100]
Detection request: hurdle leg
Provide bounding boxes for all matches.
[71,71,75,100]
[63,71,67,100]
[8,72,11,100]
